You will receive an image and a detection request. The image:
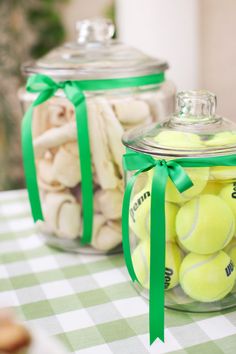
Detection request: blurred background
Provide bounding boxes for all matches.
[1,0,236,190]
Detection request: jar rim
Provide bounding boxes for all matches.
[22,19,168,80]
[122,90,236,158]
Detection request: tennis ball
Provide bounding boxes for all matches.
[180,251,236,302]
[165,167,209,204]
[165,203,179,242]
[154,130,204,149]
[176,194,235,254]
[133,172,150,195]
[224,239,236,266]
[210,166,236,182]
[201,181,222,195]
[132,239,150,289]
[219,183,236,221]
[205,131,236,147]
[129,188,151,240]
[132,240,183,290]
[129,187,179,241]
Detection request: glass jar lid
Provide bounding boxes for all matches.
[123,90,236,157]
[22,18,168,80]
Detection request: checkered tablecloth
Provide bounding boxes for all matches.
[0,190,236,354]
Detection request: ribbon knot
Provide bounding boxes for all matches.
[57,81,67,90]
[158,159,167,167]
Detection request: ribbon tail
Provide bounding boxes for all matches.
[149,164,168,344]
[73,95,93,244]
[21,106,43,222]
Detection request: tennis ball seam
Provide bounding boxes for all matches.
[222,220,235,249]
[180,252,236,302]
[179,198,200,241]
[180,252,219,281]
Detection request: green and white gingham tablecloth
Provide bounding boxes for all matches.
[0,190,236,354]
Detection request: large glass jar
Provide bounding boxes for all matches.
[122,90,236,312]
[19,19,175,253]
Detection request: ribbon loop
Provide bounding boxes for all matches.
[123,150,156,171]
[166,160,193,193]
[26,74,58,93]
[27,75,60,107]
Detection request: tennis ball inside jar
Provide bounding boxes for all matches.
[132,240,183,290]
[129,184,179,241]
[123,90,236,312]
[179,251,236,302]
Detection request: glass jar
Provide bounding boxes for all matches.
[19,18,175,253]
[123,90,236,312]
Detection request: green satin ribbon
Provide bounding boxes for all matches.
[21,72,165,245]
[122,150,236,344]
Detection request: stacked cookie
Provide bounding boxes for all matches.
[32,86,174,252]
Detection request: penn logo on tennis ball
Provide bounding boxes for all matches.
[165,267,174,289]
[225,260,234,277]
[129,190,150,223]
[231,182,236,199]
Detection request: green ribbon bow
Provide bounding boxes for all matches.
[21,72,165,245]
[122,149,236,344]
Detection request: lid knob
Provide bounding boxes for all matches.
[76,18,115,44]
[176,90,217,119]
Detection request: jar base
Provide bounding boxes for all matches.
[133,282,236,313]
[38,230,123,255]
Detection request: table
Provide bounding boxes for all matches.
[0,190,236,354]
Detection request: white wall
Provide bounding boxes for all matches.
[200,0,236,120]
[116,0,236,120]
[61,0,112,40]
[116,0,200,90]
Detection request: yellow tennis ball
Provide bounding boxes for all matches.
[210,166,236,182]
[224,238,236,266]
[133,172,150,195]
[129,187,179,241]
[180,251,236,302]
[205,131,236,147]
[165,203,179,242]
[154,130,204,149]
[132,240,183,290]
[176,194,235,254]
[165,242,183,290]
[201,181,222,195]
[129,188,151,240]
[132,239,150,289]
[219,183,236,221]
[166,167,209,204]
